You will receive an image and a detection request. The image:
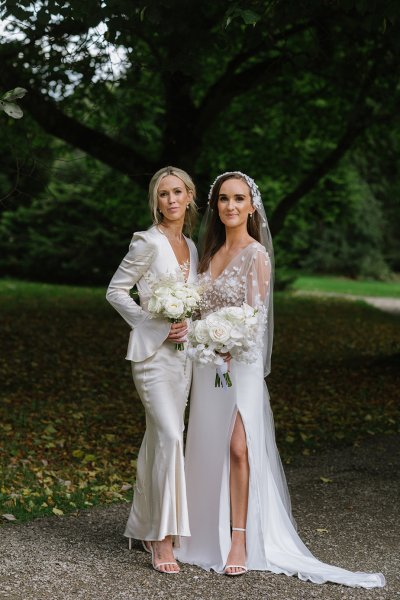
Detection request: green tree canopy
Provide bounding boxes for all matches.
[2,0,400,233]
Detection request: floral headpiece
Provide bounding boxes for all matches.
[208,171,263,209]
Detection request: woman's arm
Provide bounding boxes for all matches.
[106,232,171,361]
[106,233,156,328]
[246,247,271,307]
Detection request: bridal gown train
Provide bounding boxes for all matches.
[175,242,385,588]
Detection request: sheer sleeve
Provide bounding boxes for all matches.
[245,247,271,308]
[106,232,170,361]
[245,246,273,376]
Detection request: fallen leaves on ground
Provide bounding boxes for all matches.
[0,281,399,522]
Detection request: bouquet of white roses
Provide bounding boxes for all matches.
[147,271,201,350]
[188,303,265,387]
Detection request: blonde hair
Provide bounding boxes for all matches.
[148,166,197,235]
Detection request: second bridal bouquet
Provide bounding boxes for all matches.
[188,303,265,387]
[147,271,201,350]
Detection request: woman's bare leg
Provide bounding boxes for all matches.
[225,413,249,574]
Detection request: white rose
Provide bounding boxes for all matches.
[163,298,185,319]
[154,285,171,298]
[193,320,211,344]
[148,296,162,313]
[185,297,197,310]
[222,306,246,324]
[207,317,232,344]
[230,326,245,341]
[173,289,187,299]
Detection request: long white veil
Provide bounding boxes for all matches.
[199,171,275,377]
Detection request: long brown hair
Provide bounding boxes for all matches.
[198,173,262,273]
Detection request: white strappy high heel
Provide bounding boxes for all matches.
[149,542,180,574]
[224,527,248,576]
[127,538,151,553]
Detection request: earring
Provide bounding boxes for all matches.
[249,213,253,218]
[157,208,162,214]
[186,204,190,210]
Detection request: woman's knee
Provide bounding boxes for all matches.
[230,437,248,464]
[230,414,248,464]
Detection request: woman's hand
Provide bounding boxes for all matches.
[166,321,188,344]
[219,352,232,363]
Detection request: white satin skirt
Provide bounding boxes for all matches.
[124,341,192,541]
[175,357,385,588]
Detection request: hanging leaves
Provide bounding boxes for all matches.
[0,88,27,119]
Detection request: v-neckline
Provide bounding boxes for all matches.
[209,242,255,282]
[156,226,191,282]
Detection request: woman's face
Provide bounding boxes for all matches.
[157,175,192,223]
[217,178,254,229]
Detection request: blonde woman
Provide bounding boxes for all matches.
[106,167,198,573]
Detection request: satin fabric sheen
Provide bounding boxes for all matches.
[106,226,198,541]
[175,243,385,587]
[125,342,192,541]
[176,359,385,587]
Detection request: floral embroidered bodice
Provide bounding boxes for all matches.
[199,242,271,318]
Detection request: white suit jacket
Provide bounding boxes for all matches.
[106,225,198,362]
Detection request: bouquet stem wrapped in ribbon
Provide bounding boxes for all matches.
[147,271,201,350]
[215,361,232,388]
[188,303,266,387]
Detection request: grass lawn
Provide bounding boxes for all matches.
[292,274,400,298]
[1,278,399,523]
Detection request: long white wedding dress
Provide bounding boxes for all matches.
[175,241,385,588]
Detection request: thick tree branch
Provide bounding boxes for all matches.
[269,119,368,236]
[269,45,388,235]
[195,54,289,136]
[0,65,156,184]
[195,20,313,133]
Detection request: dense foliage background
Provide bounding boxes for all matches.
[1,0,400,284]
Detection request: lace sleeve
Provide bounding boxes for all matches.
[245,247,271,308]
[245,246,273,376]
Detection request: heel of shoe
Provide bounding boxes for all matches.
[142,540,151,553]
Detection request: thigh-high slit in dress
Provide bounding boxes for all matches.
[175,241,385,588]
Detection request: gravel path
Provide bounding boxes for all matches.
[1,434,399,600]
[293,291,400,315]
